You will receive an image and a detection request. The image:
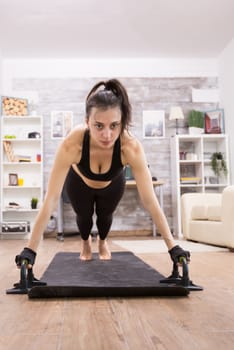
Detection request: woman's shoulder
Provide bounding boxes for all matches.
[66,124,87,138]
[121,131,143,162]
[60,124,87,155]
[121,130,142,149]
[63,124,86,144]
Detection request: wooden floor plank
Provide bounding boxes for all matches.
[1,236,234,350]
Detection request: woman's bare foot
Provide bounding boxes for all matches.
[98,238,111,260]
[80,236,92,261]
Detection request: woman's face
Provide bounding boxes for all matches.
[87,107,122,149]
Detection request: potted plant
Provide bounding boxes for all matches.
[188,110,204,134]
[211,152,228,177]
[31,197,38,209]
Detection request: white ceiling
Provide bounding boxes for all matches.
[0,0,234,59]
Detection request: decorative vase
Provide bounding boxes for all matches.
[188,127,204,135]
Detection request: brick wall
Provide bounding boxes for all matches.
[13,77,218,234]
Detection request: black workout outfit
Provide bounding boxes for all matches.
[64,130,126,240]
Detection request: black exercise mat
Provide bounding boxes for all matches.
[28,252,189,298]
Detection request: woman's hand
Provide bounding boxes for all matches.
[169,245,190,264]
[15,247,37,269]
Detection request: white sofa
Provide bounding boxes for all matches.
[181,186,234,249]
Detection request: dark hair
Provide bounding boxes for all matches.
[86,79,132,133]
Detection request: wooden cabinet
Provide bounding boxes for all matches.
[0,116,43,238]
[170,134,230,236]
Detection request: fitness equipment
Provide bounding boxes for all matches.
[6,260,47,295]
[6,253,202,297]
[28,252,189,298]
[160,257,203,291]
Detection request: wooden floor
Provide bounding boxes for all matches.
[0,235,234,350]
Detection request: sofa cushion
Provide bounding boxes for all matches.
[191,205,208,220]
[191,205,221,221]
[207,205,221,221]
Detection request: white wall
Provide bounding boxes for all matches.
[0,53,2,92]
[219,38,234,184]
[2,58,218,93]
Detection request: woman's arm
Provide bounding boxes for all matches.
[123,137,176,250]
[15,127,86,267]
[15,142,73,267]
[27,146,70,252]
[26,128,83,253]
[123,136,190,263]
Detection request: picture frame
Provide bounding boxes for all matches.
[51,111,73,139]
[204,109,225,134]
[142,110,165,138]
[9,173,18,186]
[1,96,28,116]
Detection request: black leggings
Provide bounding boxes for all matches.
[64,167,126,240]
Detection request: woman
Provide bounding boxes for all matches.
[16,79,190,266]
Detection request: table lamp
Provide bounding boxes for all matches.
[169,106,184,134]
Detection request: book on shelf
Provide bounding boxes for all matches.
[180,177,201,184]
[15,155,32,162]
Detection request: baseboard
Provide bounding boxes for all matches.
[109,230,152,237]
[44,229,153,239]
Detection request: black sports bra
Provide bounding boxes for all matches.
[77,129,124,181]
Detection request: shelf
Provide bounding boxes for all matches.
[179,160,202,164]
[177,134,227,141]
[1,115,42,120]
[3,208,39,212]
[3,162,42,165]
[180,184,203,188]
[204,184,227,188]
[1,231,29,235]
[1,114,43,238]
[3,186,41,189]
[2,138,41,142]
[171,134,230,236]
[202,134,227,141]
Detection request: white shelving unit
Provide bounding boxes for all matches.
[0,116,43,239]
[171,134,230,237]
